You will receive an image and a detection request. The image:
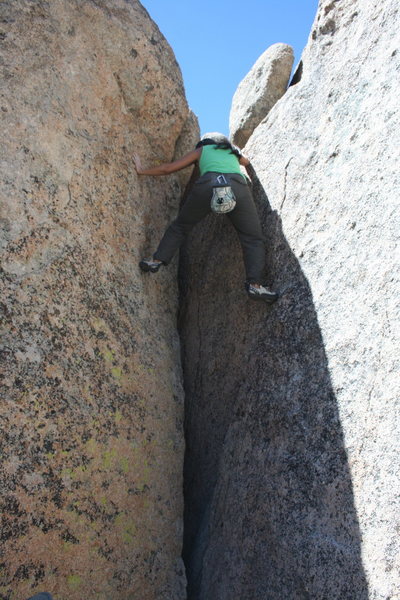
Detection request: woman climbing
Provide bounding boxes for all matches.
[133,132,278,303]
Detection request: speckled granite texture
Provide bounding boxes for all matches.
[0,1,198,598]
[180,0,399,598]
[229,43,294,148]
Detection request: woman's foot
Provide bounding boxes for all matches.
[139,258,163,273]
[245,282,278,304]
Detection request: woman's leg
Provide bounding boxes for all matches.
[227,178,266,284]
[153,176,213,264]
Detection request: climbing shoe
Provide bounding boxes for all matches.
[139,258,163,273]
[245,282,279,304]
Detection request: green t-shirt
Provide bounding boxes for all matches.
[199,144,244,177]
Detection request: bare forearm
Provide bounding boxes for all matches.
[133,149,200,177]
[137,163,174,176]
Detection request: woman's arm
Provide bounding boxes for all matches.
[239,154,252,179]
[239,155,250,167]
[133,148,201,176]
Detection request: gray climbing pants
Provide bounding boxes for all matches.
[153,172,266,283]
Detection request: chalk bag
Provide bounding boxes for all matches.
[210,175,236,214]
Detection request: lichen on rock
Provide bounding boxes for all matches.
[0,1,198,599]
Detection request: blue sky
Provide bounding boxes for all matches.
[141,0,319,136]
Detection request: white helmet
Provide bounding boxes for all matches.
[201,132,230,144]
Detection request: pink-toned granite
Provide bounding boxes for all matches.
[0,1,198,598]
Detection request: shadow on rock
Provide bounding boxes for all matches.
[178,167,369,599]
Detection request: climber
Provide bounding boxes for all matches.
[133,132,278,303]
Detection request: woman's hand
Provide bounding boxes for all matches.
[133,152,144,174]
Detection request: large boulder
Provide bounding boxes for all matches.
[0,1,198,599]
[181,0,399,598]
[229,43,294,148]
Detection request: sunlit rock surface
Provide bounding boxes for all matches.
[181,0,399,598]
[0,1,198,598]
[229,43,294,148]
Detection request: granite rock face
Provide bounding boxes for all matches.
[0,1,198,599]
[229,43,294,148]
[181,0,399,598]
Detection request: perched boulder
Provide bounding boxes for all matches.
[0,1,198,599]
[229,43,294,148]
[181,0,399,598]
